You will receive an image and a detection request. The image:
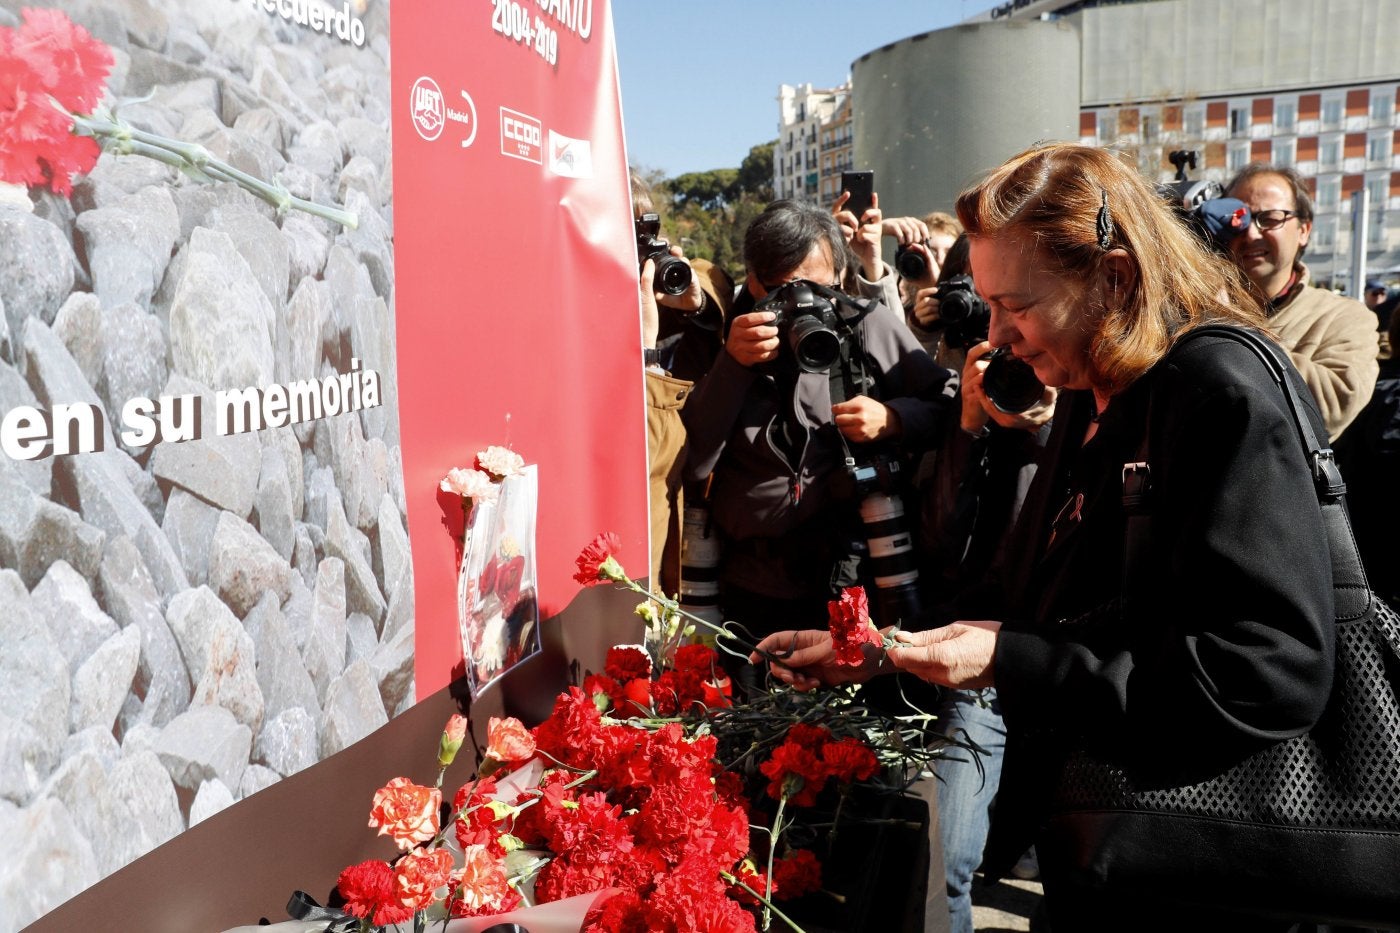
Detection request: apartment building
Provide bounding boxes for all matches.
[774,82,851,205]
[782,0,1400,285]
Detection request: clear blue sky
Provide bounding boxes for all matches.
[613,1,997,179]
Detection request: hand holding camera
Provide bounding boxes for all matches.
[635,212,696,301]
[960,342,1057,433]
[725,310,781,368]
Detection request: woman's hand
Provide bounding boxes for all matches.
[886,622,1001,689]
[960,342,1058,433]
[750,629,885,692]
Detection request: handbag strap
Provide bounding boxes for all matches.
[1131,324,1373,622]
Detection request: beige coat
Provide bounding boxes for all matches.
[1268,262,1379,440]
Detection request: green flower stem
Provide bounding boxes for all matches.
[721,872,808,933]
[610,573,794,672]
[761,791,790,932]
[68,110,358,229]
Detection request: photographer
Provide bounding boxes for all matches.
[633,173,733,597]
[682,199,957,667]
[892,211,963,357]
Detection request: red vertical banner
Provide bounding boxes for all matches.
[390,0,646,697]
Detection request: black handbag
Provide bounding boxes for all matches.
[1042,325,1400,926]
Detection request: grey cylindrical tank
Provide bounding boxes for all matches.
[851,19,1082,221]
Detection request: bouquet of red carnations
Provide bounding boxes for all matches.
[326,534,960,933]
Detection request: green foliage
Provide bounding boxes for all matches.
[648,140,777,282]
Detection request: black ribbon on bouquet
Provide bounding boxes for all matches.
[283,890,360,931]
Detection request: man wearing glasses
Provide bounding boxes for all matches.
[1226,163,1378,438]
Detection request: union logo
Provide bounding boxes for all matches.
[410,76,445,141]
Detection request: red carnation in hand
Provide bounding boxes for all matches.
[574,532,626,586]
[827,585,881,666]
[336,860,413,927]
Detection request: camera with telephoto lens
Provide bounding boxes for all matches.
[833,454,923,627]
[895,242,930,281]
[933,275,1045,413]
[1157,150,1252,254]
[754,279,849,373]
[635,212,693,296]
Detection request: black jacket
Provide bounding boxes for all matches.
[978,329,1336,874]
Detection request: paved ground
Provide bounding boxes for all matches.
[970,875,1042,932]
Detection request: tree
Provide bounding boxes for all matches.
[670,169,738,211]
[645,140,781,282]
[736,141,775,202]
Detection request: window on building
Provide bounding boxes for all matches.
[1096,111,1113,142]
[1311,216,1335,249]
[1275,100,1297,134]
[1366,176,1389,209]
[1319,137,1342,170]
[1369,133,1392,165]
[1369,214,1386,246]
[1316,176,1341,210]
[1371,90,1394,125]
[1322,97,1343,128]
[1228,143,1249,172]
[1275,137,1297,167]
[1142,114,1158,143]
[1230,106,1250,138]
[1184,106,1205,138]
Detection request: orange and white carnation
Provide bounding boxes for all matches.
[476,445,525,479]
[486,716,536,764]
[394,846,455,912]
[451,844,515,914]
[440,467,500,502]
[368,777,441,851]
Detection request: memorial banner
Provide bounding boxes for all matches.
[390,0,646,699]
[0,0,644,925]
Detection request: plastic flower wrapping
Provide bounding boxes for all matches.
[305,536,966,933]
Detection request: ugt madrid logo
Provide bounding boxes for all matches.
[410,76,445,141]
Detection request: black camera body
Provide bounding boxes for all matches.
[635,212,692,296]
[895,242,930,281]
[933,275,991,350]
[982,347,1046,414]
[929,275,1045,414]
[755,280,855,373]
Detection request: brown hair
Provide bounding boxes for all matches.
[1226,163,1315,225]
[955,143,1265,394]
[922,210,962,240]
[630,170,655,218]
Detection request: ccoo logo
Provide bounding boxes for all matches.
[500,107,543,164]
